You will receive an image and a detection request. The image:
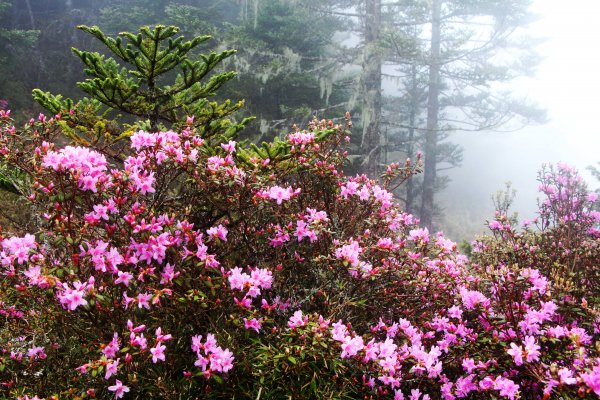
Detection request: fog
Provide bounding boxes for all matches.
[1,0,598,242]
[440,0,600,240]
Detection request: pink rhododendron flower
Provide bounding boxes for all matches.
[92,203,109,220]
[287,131,315,145]
[378,337,398,358]
[455,375,477,397]
[209,346,234,373]
[288,310,308,328]
[340,181,360,199]
[557,367,576,385]
[129,332,147,350]
[265,185,299,205]
[581,365,600,395]
[294,220,317,242]
[520,268,548,293]
[462,358,477,373]
[42,146,108,192]
[507,342,524,366]
[376,237,394,249]
[331,320,348,341]
[459,287,490,310]
[494,377,519,399]
[250,268,272,288]
[108,379,130,399]
[1,233,37,265]
[75,363,89,374]
[57,281,90,311]
[129,169,155,194]
[349,261,373,278]
[150,343,166,363]
[155,327,172,342]
[234,296,252,308]
[488,220,503,230]
[27,346,46,360]
[408,227,429,244]
[207,224,228,241]
[334,239,362,267]
[191,333,235,375]
[220,140,236,153]
[114,270,133,287]
[409,388,422,400]
[305,208,328,224]
[244,318,262,333]
[440,382,455,400]
[340,335,364,358]
[204,334,218,353]
[130,130,158,150]
[436,233,456,252]
[160,263,180,284]
[372,185,393,210]
[269,226,290,247]
[228,266,272,299]
[23,265,50,288]
[447,305,463,320]
[479,376,495,390]
[568,327,592,345]
[137,292,152,309]
[103,333,120,358]
[127,320,146,333]
[104,358,119,380]
[523,336,540,363]
[357,185,370,200]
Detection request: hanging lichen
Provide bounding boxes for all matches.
[319,76,333,105]
[240,0,248,21]
[259,118,270,135]
[253,0,259,29]
[282,47,301,73]
[249,47,302,84]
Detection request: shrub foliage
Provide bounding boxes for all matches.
[0,26,599,400]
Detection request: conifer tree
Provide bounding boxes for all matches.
[0,1,38,199]
[380,0,544,228]
[0,0,39,112]
[223,0,345,141]
[33,25,251,144]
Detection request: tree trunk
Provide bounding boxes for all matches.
[360,0,382,177]
[420,0,441,229]
[24,0,36,30]
[405,63,419,215]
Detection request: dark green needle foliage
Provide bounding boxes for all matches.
[33,25,252,145]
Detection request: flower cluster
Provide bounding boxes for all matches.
[42,145,108,192]
[191,333,234,377]
[0,111,598,399]
[228,266,273,307]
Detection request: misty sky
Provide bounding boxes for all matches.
[441,0,600,238]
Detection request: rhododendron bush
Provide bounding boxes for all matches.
[0,109,599,400]
[0,22,599,397]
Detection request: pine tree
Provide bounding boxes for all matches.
[0,1,38,198]
[315,0,385,176]
[0,0,39,112]
[360,0,383,177]
[223,0,346,141]
[33,25,251,144]
[382,0,545,228]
